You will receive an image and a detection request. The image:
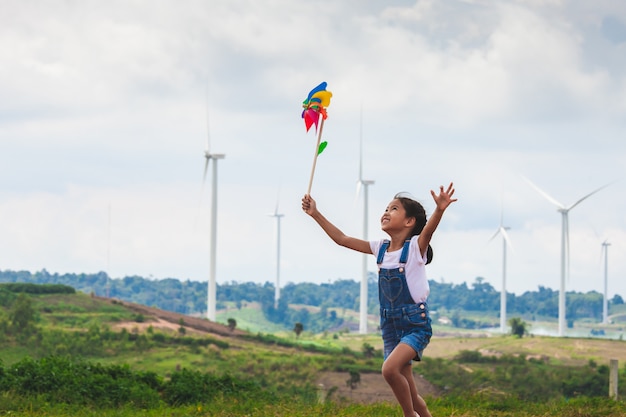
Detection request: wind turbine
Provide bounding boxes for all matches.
[601,240,611,324]
[523,177,611,336]
[202,86,225,322]
[488,209,512,334]
[268,198,284,310]
[356,109,374,335]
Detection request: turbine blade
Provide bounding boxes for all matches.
[353,180,362,208]
[358,106,363,182]
[498,190,505,227]
[500,227,514,254]
[599,240,606,265]
[522,175,565,209]
[488,228,501,243]
[273,184,281,215]
[567,181,615,211]
[205,81,212,153]
[202,156,210,189]
[194,154,211,229]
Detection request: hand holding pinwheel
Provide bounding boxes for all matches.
[301,81,332,194]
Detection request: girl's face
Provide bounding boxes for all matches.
[380,198,410,232]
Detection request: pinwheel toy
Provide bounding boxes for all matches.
[301,81,332,194]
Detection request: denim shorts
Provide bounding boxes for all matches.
[380,303,432,361]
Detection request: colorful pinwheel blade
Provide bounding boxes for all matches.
[301,81,332,133]
[303,109,320,132]
[311,90,332,108]
[306,82,328,101]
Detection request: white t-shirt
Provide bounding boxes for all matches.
[370,235,430,303]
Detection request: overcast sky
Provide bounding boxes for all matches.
[1,0,625,301]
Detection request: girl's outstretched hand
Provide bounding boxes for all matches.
[431,182,457,211]
[301,194,317,216]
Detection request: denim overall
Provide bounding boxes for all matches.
[377,239,432,361]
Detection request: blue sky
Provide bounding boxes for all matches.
[1,0,625,300]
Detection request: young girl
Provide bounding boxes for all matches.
[302,183,456,417]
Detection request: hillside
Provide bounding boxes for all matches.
[74,296,626,403]
[1,286,625,406]
[92,295,626,403]
[92,296,427,403]
[96,296,248,337]
[0,290,413,404]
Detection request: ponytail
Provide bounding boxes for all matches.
[395,193,435,264]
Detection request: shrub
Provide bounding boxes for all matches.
[1,356,161,408]
[0,283,75,295]
[162,368,264,406]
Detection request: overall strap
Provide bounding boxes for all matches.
[376,240,390,265]
[399,239,411,264]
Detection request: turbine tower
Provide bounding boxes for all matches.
[269,200,284,309]
[524,177,611,336]
[356,110,374,335]
[106,204,111,298]
[202,86,225,322]
[488,211,512,334]
[602,240,611,324]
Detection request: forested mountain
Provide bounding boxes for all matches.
[0,269,623,332]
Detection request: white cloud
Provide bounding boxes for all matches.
[0,0,625,302]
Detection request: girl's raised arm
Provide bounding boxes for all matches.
[302,194,372,254]
[418,182,457,256]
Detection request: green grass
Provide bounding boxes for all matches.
[215,301,286,333]
[425,333,626,369]
[2,394,625,416]
[0,345,33,365]
[32,293,136,330]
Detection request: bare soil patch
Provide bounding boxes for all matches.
[95,296,246,337]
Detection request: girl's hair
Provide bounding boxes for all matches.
[394,192,433,264]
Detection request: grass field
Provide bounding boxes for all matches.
[426,332,626,366]
[2,394,626,416]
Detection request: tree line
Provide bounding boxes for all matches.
[0,269,623,332]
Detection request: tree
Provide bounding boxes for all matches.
[293,322,303,338]
[346,370,360,390]
[9,293,37,338]
[227,318,237,332]
[509,317,528,338]
[362,343,375,358]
